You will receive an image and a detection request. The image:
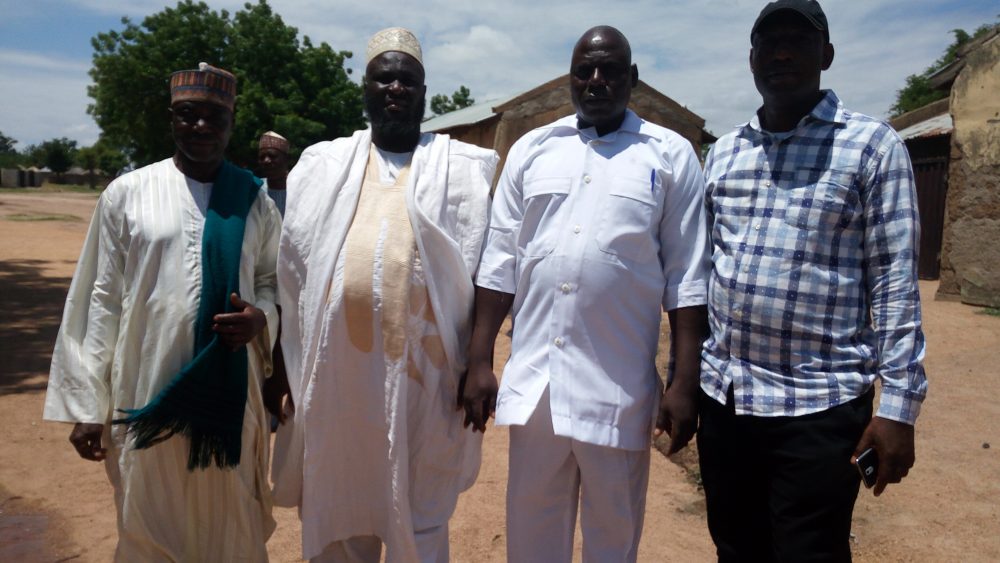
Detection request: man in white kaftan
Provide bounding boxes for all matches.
[463,28,711,563]
[43,64,281,562]
[269,28,497,563]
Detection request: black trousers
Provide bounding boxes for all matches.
[697,387,873,563]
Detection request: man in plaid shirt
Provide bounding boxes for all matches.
[698,1,928,560]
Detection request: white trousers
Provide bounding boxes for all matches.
[310,524,449,563]
[506,388,651,563]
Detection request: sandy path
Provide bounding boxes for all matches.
[0,191,997,562]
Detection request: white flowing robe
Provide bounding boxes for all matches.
[272,131,497,560]
[43,158,281,562]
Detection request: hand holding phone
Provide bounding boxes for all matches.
[855,447,879,488]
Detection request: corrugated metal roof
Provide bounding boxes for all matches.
[895,113,953,141]
[421,96,512,133]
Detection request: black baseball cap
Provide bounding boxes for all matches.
[751,0,829,41]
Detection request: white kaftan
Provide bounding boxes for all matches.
[43,158,281,562]
[272,131,497,561]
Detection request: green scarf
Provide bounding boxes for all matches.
[114,160,261,470]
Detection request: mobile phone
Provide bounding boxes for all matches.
[855,447,878,488]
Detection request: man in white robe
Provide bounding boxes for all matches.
[44,63,281,562]
[269,28,498,562]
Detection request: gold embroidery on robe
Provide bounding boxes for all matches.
[340,148,442,385]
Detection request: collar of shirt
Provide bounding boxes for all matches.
[548,109,662,145]
[742,90,848,139]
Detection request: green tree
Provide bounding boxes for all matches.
[0,131,19,168]
[21,144,45,167]
[0,131,16,155]
[88,0,364,167]
[430,85,475,116]
[76,146,102,189]
[97,141,129,178]
[75,139,128,188]
[891,20,998,116]
[37,138,78,180]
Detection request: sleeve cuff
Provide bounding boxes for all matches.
[43,383,108,425]
[475,261,516,294]
[875,386,923,425]
[662,278,708,311]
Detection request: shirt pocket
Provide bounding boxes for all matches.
[781,169,858,231]
[595,176,658,263]
[521,177,571,257]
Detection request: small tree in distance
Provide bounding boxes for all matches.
[40,138,78,182]
[890,19,999,117]
[430,85,475,116]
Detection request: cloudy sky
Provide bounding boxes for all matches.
[1,0,996,149]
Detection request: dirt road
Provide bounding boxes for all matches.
[1,191,997,561]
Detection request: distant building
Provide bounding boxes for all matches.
[0,168,20,188]
[890,99,952,280]
[63,166,90,185]
[892,26,1000,307]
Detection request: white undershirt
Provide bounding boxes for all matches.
[185,177,213,215]
[373,147,414,185]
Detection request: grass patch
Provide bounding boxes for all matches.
[4,213,82,222]
[0,183,104,195]
[979,307,1000,317]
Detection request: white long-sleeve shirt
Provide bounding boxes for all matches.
[477,111,711,451]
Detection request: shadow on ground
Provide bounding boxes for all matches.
[0,259,71,394]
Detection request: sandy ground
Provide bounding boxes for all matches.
[0,190,997,562]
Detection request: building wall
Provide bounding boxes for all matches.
[0,169,20,187]
[937,35,1000,306]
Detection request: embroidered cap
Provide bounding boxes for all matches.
[170,62,237,111]
[366,27,423,66]
[259,131,290,153]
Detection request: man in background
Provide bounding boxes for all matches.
[258,130,290,216]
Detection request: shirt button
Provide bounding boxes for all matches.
[754,223,761,231]
[554,337,564,347]
[573,225,582,234]
[584,175,592,184]
[764,180,772,187]
[560,283,571,293]
[743,265,751,273]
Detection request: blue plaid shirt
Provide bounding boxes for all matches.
[701,91,927,424]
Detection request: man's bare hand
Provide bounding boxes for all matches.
[852,416,916,497]
[460,363,498,433]
[69,422,106,461]
[213,293,266,351]
[263,342,292,423]
[654,382,699,455]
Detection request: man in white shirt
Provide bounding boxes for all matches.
[463,26,711,562]
[269,28,498,562]
[44,63,281,562]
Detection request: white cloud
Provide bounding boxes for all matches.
[0,49,90,74]
[0,50,97,146]
[5,0,998,146]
